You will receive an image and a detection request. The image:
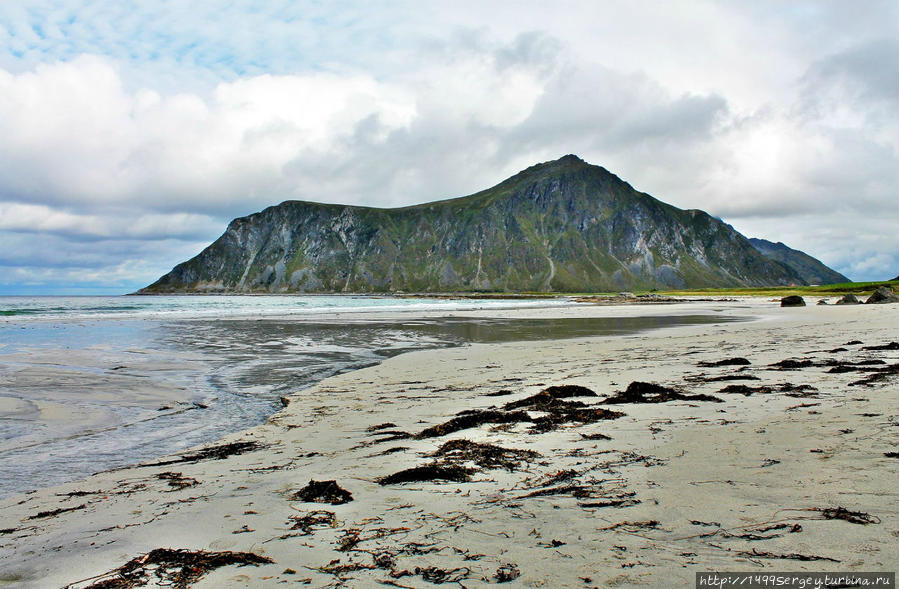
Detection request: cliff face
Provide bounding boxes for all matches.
[748,238,849,285]
[141,155,810,293]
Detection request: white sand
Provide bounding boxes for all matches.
[0,301,896,588]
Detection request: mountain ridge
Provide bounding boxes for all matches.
[141,155,831,294]
[748,238,848,285]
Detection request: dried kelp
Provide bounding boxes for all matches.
[824,359,886,373]
[287,510,336,535]
[717,383,817,397]
[698,358,751,367]
[417,410,531,439]
[861,342,899,351]
[494,564,521,583]
[737,548,839,563]
[685,373,762,383]
[417,387,622,438]
[390,566,471,584]
[848,363,899,386]
[430,439,539,470]
[138,441,261,468]
[69,548,273,589]
[292,480,353,505]
[819,507,880,525]
[27,503,86,520]
[602,381,722,404]
[156,472,199,491]
[377,464,475,485]
[367,423,398,432]
[767,359,815,370]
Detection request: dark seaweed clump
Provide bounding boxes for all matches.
[417,384,621,439]
[601,382,723,404]
[292,480,353,505]
[697,357,751,367]
[73,548,273,589]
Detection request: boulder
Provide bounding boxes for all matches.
[781,295,806,307]
[835,293,861,305]
[816,299,829,305]
[865,286,899,304]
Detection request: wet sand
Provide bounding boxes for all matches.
[0,300,896,587]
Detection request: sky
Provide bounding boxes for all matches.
[0,1,897,294]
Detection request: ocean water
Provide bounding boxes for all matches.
[0,295,740,497]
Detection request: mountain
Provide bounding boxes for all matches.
[748,238,849,285]
[140,155,810,294]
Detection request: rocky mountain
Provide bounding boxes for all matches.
[748,238,848,285]
[141,155,819,294]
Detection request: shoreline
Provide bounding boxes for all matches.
[1,301,896,587]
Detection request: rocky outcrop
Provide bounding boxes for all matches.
[141,155,812,294]
[836,293,861,305]
[748,239,848,285]
[865,286,899,304]
[781,295,806,307]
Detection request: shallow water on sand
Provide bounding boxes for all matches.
[0,297,743,497]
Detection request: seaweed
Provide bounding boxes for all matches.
[529,405,624,433]
[717,383,817,397]
[27,503,86,520]
[580,432,612,441]
[494,564,521,583]
[156,472,199,491]
[483,389,514,397]
[686,373,762,383]
[602,381,723,404]
[377,464,475,485]
[737,548,839,562]
[819,507,880,525]
[823,359,885,373]
[598,520,659,531]
[292,480,353,505]
[503,389,593,411]
[287,510,336,535]
[861,342,899,351]
[416,409,531,438]
[767,359,815,370]
[367,423,398,432]
[67,548,273,589]
[390,566,470,584]
[848,363,899,386]
[418,384,621,439]
[137,441,261,468]
[541,384,599,397]
[697,358,751,367]
[430,439,539,470]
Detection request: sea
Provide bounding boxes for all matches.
[0,295,738,498]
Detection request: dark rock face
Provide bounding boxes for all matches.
[865,286,899,304]
[781,295,806,307]
[748,238,848,285]
[140,155,810,294]
[836,293,861,305]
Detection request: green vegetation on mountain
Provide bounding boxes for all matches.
[140,155,836,294]
[748,238,848,285]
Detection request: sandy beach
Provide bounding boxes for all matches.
[0,300,896,588]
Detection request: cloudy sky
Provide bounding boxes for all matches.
[1,1,896,294]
